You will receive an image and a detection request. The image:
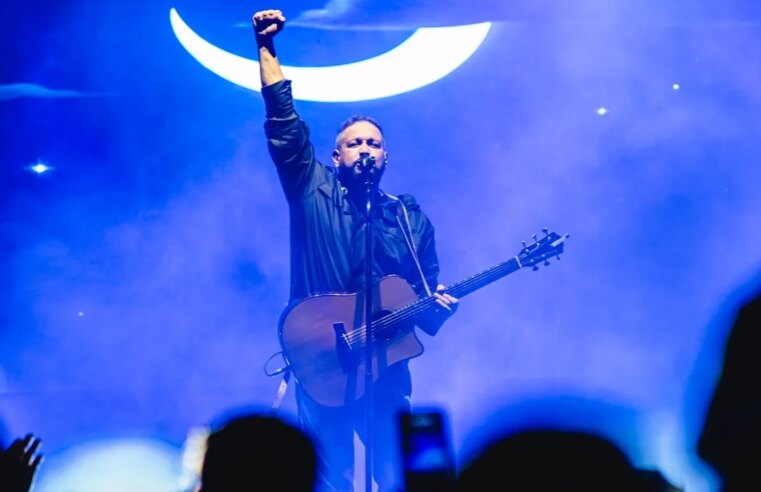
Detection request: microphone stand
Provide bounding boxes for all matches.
[360,157,377,492]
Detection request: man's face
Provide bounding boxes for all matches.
[332,121,387,186]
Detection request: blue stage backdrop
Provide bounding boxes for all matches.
[2,1,761,491]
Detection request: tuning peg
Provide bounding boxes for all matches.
[522,240,527,249]
[544,259,551,266]
[555,254,561,261]
[532,265,539,271]
[532,233,538,242]
[542,227,549,235]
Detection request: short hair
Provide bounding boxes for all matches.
[200,413,318,492]
[457,429,647,492]
[335,114,384,147]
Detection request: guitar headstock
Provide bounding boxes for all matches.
[517,228,570,270]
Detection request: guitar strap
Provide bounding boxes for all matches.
[387,194,433,296]
[270,367,291,413]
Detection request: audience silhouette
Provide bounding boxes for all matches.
[455,427,675,492]
[197,410,318,492]
[698,285,761,492]
[7,286,759,492]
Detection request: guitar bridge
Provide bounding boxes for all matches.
[333,322,355,372]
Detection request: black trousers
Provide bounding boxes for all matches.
[296,371,411,492]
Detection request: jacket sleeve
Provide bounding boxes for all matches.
[262,79,322,202]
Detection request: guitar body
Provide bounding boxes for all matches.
[279,275,424,407]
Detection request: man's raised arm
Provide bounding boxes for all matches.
[252,9,286,87]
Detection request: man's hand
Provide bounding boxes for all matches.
[417,284,459,336]
[252,9,286,39]
[252,9,286,86]
[433,284,458,315]
[0,433,43,492]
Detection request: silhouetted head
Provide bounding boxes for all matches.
[457,429,646,492]
[199,413,318,492]
[698,289,761,491]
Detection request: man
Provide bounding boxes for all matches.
[252,9,458,492]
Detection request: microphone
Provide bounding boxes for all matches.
[357,154,376,171]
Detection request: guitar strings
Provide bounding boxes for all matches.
[341,234,562,349]
[343,257,523,347]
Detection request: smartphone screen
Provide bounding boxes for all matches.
[398,408,456,491]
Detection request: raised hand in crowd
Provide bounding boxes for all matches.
[0,433,43,492]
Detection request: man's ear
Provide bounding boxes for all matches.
[332,149,340,166]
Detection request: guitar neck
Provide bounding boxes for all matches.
[376,257,523,330]
[444,257,522,299]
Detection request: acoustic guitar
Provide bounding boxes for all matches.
[278,229,570,407]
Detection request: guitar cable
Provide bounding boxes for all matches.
[264,351,291,414]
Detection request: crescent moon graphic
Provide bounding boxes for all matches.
[169,8,491,103]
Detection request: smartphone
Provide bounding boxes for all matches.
[398,408,456,492]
